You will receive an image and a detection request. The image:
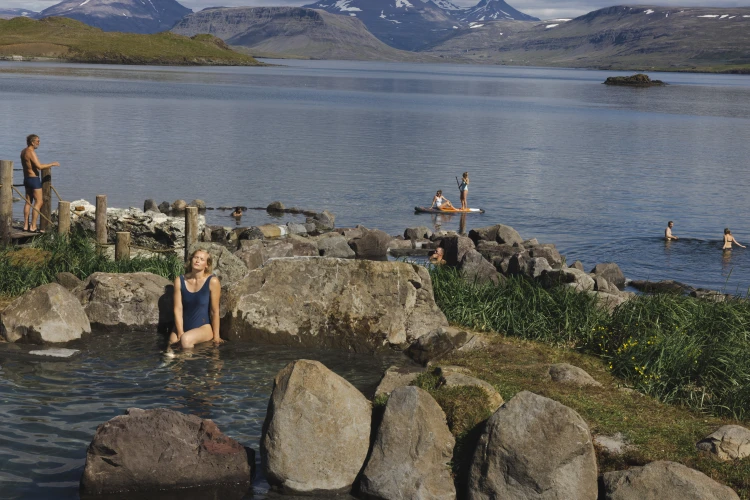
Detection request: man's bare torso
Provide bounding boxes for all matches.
[21,145,40,178]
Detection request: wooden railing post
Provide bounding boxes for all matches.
[40,167,52,232]
[185,206,198,261]
[115,232,130,261]
[95,194,107,249]
[0,160,12,245]
[58,200,71,235]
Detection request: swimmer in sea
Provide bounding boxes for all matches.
[723,228,745,250]
[665,221,678,241]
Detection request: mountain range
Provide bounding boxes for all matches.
[303,0,538,50]
[37,0,191,34]
[422,5,750,71]
[172,7,435,61]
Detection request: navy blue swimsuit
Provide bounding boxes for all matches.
[180,274,213,331]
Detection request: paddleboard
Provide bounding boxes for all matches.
[414,206,485,214]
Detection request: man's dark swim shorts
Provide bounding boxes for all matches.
[24,176,42,191]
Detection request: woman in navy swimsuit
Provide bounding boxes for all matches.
[169,249,223,348]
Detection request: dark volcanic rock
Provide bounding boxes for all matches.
[80,408,253,496]
[604,73,666,86]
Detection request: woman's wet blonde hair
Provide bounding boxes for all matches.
[185,248,213,274]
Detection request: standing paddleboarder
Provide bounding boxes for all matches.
[457,172,469,210]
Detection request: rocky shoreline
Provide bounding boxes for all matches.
[2,198,747,498]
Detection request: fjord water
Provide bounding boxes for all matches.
[2,60,750,292]
[0,60,749,498]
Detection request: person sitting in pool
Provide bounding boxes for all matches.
[429,246,446,265]
[430,190,455,211]
[723,228,745,250]
[169,249,223,349]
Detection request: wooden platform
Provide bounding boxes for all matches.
[9,227,45,241]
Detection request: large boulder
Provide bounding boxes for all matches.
[528,244,564,269]
[374,365,423,399]
[262,360,371,494]
[441,235,475,266]
[539,268,595,292]
[469,224,523,246]
[287,234,319,256]
[234,239,266,271]
[591,263,625,289]
[696,425,750,461]
[307,210,336,232]
[80,408,253,496]
[1,283,91,343]
[600,461,739,500]
[468,391,597,500]
[317,233,355,259]
[222,258,448,351]
[188,242,248,286]
[349,228,392,260]
[404,226,433,240]
[360,386,456,500]
[460,249,501,284]
[74,272,173,332]
[264,240,294,259]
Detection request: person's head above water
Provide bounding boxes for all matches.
[186,249,213,274]
[725,228,732,235]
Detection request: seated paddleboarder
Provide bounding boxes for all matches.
[430,190,455,211]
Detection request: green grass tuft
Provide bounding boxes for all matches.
[430,266,750,420]
[0,228,183,297]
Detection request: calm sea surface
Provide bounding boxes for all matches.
[1,60,749,291]
[1,59,750,498]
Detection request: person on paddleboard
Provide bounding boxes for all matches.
[458,172,469,210]
[431,190,455,211]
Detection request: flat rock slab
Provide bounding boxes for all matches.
[697,425,750,461]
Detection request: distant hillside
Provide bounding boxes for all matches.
[422,5,750,72]
[39,0,191,34]
[172,7,435,61]
[0,9,38,20]
[0,16,259,65]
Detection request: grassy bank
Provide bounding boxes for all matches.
[430,266,750,420]
[414,334,750,498]
[0,17,260,65]
[0,229,182,300]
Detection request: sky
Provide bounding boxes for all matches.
[5,0,749,20]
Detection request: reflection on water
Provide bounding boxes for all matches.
[0,332,407,499]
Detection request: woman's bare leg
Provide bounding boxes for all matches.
[180,324,215,349]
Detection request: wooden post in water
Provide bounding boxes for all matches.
[185,206,198,261]
[58,201,71,235]
[115,232,130,261]
[40,167,52,232]
[0,160,13,245]
[95,195,107,249]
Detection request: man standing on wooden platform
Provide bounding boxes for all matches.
[21,134,59,233]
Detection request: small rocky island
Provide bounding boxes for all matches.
[603,73,666,86]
